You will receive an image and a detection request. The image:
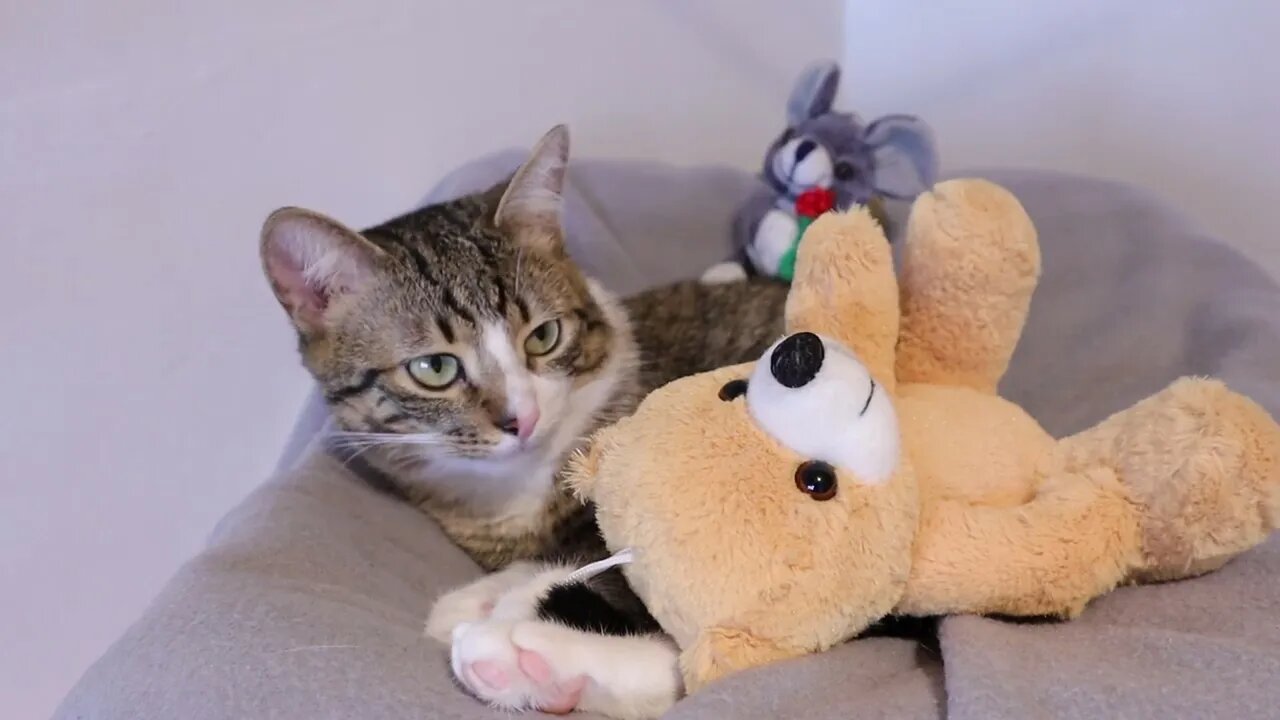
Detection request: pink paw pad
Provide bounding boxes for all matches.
[466,660,510,692]
[517,648,553,685]
[540,676,588,715]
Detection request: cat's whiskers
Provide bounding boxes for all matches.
[328,431,450,446]
[325,431,450,468]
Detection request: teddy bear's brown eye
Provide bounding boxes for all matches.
[718,379,748,401]
[795,460,837,501]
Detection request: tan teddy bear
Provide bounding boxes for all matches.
[568,178,1280,693]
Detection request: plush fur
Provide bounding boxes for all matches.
[568,178,1280,693]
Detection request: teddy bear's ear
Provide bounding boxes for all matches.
[786,208,899,390]
[564,429,611,500]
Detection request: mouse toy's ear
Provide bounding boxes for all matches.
[863,115,940,200]
[787,60,841,126]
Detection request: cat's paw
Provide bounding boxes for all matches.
[451,619,680,720]
[426,591,493,646]
[450,620,588,714]
[424,562,541,644]
[701,261,748,284]
[747,209,798,276]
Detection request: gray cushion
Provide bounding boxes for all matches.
[56,159,1280,720]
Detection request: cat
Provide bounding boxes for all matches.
[259,125,788,718]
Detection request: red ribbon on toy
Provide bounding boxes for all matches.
[795,187,837,218]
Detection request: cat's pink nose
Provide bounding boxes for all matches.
[516,407,540,441]
[499,408,540,441]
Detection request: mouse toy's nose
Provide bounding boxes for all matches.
[770,332,825,388]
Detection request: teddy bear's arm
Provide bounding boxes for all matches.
[787,206,899,390]
[678,530,909,693]
[679,621,806,695]
[895,179,1040,394]
[679,590,890,694]
[895,469,1142,620]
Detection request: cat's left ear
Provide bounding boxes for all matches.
[494,124,569,252]
[260,207,384,336]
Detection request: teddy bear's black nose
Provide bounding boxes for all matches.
[770,332,825,388]
[795,139,817,162]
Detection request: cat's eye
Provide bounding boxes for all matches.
[407,354,461,390]
[524,319,562,357]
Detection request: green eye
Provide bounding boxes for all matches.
[407,354,461,389]
[524,319,562,356]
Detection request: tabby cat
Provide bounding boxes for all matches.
[260,126,787,718]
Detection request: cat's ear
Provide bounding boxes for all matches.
[260,207,383,335]
[494,124,569,252]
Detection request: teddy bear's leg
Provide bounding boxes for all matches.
[895,179,1040,393]
[787,207,900,390]
[1056,377,1280,583]
[897,468,1144,619]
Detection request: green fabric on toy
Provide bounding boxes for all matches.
[777,187,837,281]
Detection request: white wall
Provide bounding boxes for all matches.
[8,1,1278,716]
[0,1,842,717]
[844,0,1280,275]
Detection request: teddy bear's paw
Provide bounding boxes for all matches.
[911,179,1034,249]
[424,561,542,644]
[1106,377,1280,582]
[700,261,749,284]
[450,618,680,719]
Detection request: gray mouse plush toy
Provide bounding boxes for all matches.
[703,60,939,283]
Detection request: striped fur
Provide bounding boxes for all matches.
[261,138,788,575]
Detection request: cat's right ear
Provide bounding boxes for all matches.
[493,124,569,253]
[259,207,383,335]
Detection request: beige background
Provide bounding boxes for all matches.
[2,1,1275,717]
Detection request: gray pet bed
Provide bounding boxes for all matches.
[56,153,1280,719]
